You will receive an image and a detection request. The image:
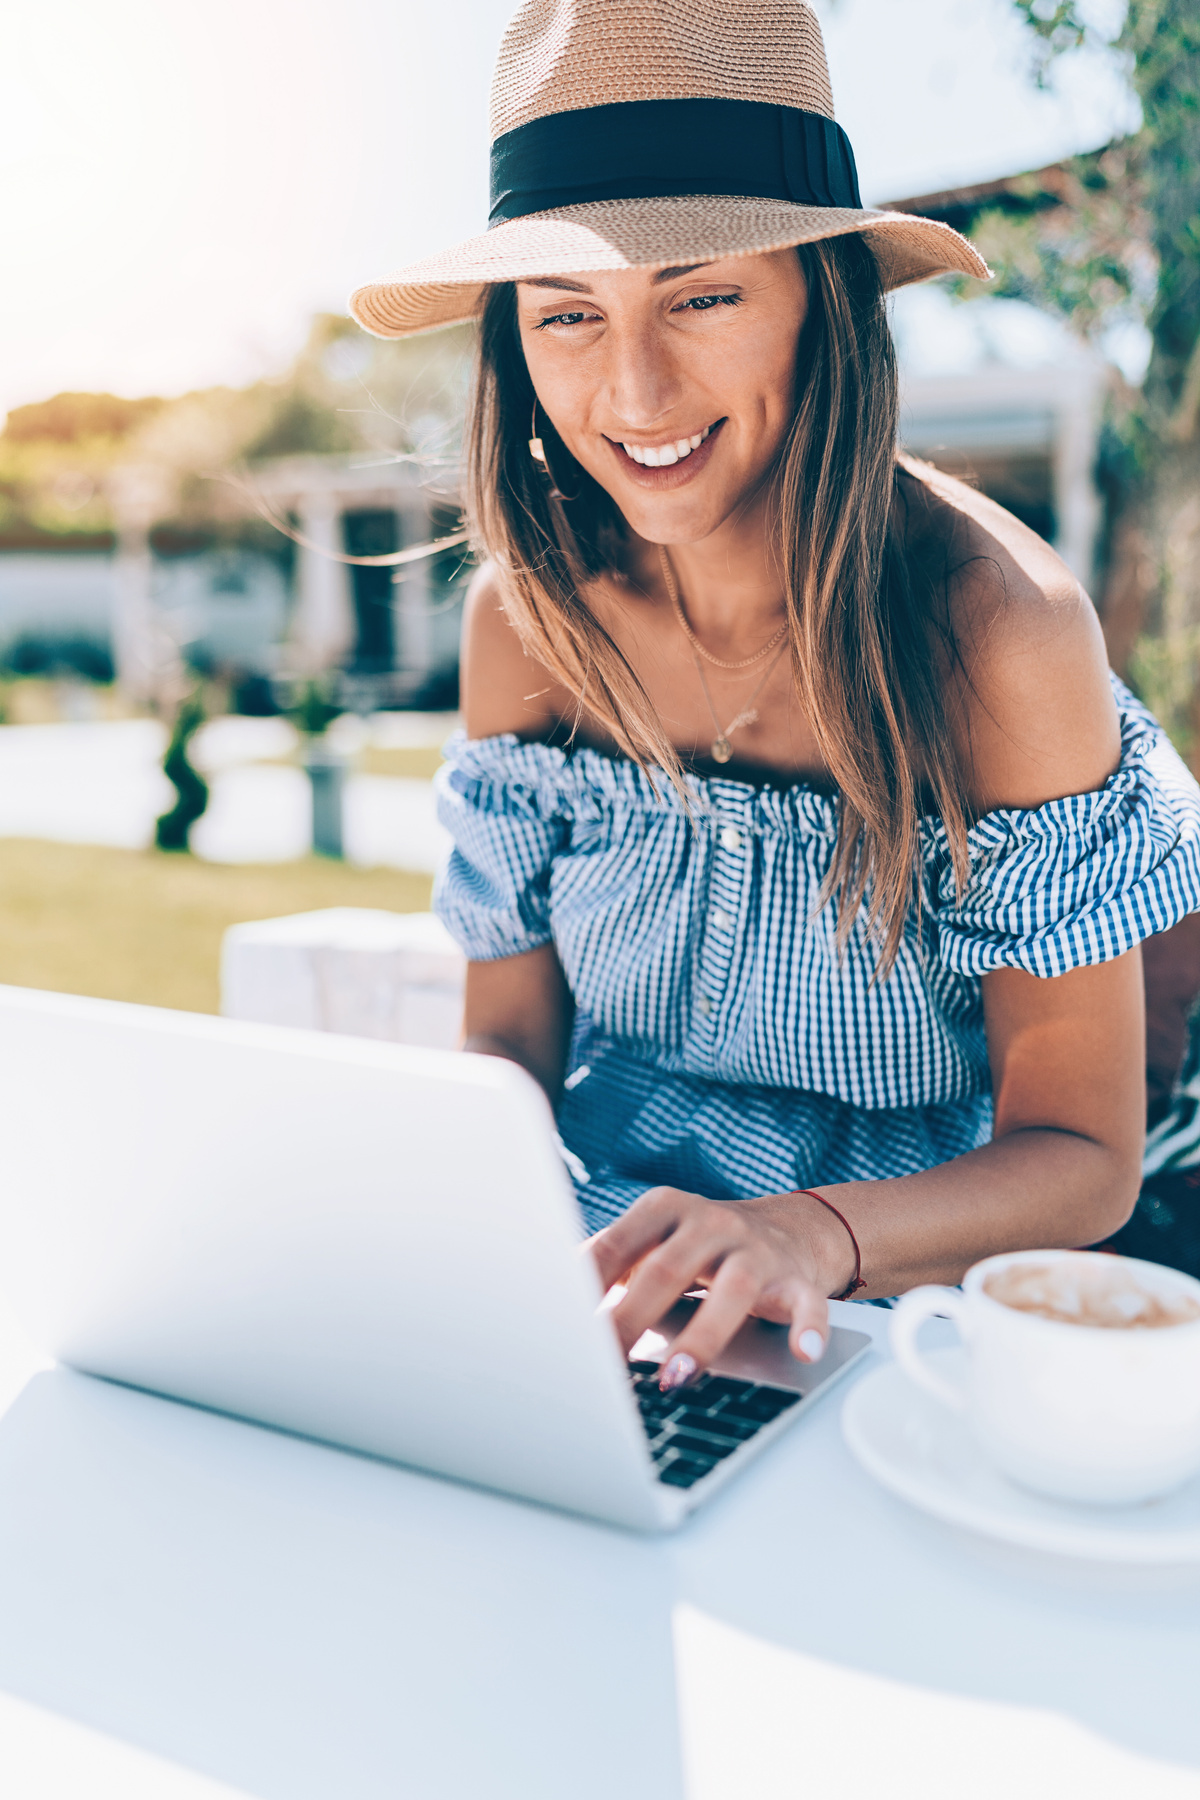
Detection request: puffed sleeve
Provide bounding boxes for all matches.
[433,732,570,960]
[929,678,1200,979]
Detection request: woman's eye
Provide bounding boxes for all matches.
[534,310,599,329]
[676,293,743,313]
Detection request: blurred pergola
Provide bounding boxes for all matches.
[246,455,450,683]
[886,164,1111,597]
[101,451,464,710]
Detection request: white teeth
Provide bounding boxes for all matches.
[621,423,715,467]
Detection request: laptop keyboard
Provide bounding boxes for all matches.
[627,1360,801,1489]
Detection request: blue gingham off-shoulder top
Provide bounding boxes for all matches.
[435,675,1200,1233]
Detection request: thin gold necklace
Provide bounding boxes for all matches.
[657,544,788,670]
[690,640,788,764]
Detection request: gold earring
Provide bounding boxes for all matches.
[529,400,546,464]
[528,399,580,501]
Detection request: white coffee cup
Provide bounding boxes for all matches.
[890,1249,1200,1506]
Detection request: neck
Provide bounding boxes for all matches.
[638,492,788,657]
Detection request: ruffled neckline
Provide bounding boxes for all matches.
[442,726,842,837]
[443,675,1165,850]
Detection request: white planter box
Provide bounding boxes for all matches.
[221,908,465,1048]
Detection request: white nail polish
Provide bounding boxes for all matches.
[797,1328,826,1363]
[659,1351,697,1391]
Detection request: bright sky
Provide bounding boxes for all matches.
[1,0,1136,422]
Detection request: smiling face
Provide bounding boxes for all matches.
[515,251,808,547]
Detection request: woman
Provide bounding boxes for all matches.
[351,0,1200,1388]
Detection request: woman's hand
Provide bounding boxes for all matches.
[589,1187,857,1390]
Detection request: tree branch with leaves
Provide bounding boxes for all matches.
[972,3,1200,751]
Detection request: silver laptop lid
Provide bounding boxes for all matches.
[0,987,663,1530]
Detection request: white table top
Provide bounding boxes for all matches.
[0,1298,1195,1800]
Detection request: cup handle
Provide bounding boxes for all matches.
[889,1287,969,1411]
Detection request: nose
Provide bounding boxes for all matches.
[604,316,683,432]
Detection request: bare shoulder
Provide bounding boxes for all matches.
[459,563,570,741]
[900,460,1120,813]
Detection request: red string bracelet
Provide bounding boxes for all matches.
[793,1189,866,1299]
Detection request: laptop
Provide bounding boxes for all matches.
[0,985,870,1531]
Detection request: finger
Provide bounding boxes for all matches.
[589,1188,693,1291]
[781,1280,831,1363]
[655,1252,764,1388]
[610,1216,732,1353]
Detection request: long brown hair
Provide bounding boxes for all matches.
[465,235,969,975]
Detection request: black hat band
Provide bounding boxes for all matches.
[489,96,862,226]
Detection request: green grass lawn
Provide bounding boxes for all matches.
[0,840,433,1016]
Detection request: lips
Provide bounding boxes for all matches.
[620,423,714,467]
[606,419,725,485]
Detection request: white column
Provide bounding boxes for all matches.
[107,464,185,707]
[1053,372,1104,594]
[290,495,355,673]
[394,502,435,676]
[111,526,156,701]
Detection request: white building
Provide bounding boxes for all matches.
[248,454,466,705]
[0,552,114,671]
[891,284,1109,596]
[0,453,466,707]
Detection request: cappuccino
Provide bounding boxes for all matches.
[892,1249,1200,1504]
[983,1257,1200,1331]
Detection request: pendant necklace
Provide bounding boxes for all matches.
[656,545,789,764]
[690,640,787,764]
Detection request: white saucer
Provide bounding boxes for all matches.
[842,1349,1200,1563]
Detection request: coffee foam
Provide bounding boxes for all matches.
[984,1258,1200,1331]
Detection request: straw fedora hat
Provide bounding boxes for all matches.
[349,0,989,340]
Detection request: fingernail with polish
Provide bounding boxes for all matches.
[797,1329,826,1363]
[659,1352,697,1392]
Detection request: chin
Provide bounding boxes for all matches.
[615,495,744,546]
[579,471,729,540]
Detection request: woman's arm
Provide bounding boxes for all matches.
[809,948,1146,1290]
[591,947,1145,1377]
[464,947,575,1104]
[458,563,578,1100]
[592,501,1149,1381]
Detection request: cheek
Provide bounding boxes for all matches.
[734,351,800,456]
[754,322,803,415]
[685,322,800,436]
[519,334,588,427]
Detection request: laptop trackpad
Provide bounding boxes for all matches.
[634,1297,867,1393]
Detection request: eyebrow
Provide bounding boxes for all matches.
[519,276,594,293]
[653,263,715,283]
[517,261,718,297]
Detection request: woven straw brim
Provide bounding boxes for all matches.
[349,195,989,339]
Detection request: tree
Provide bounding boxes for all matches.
[1,315,475,554]
[977,3,1200,746]
[155,691,210,852]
